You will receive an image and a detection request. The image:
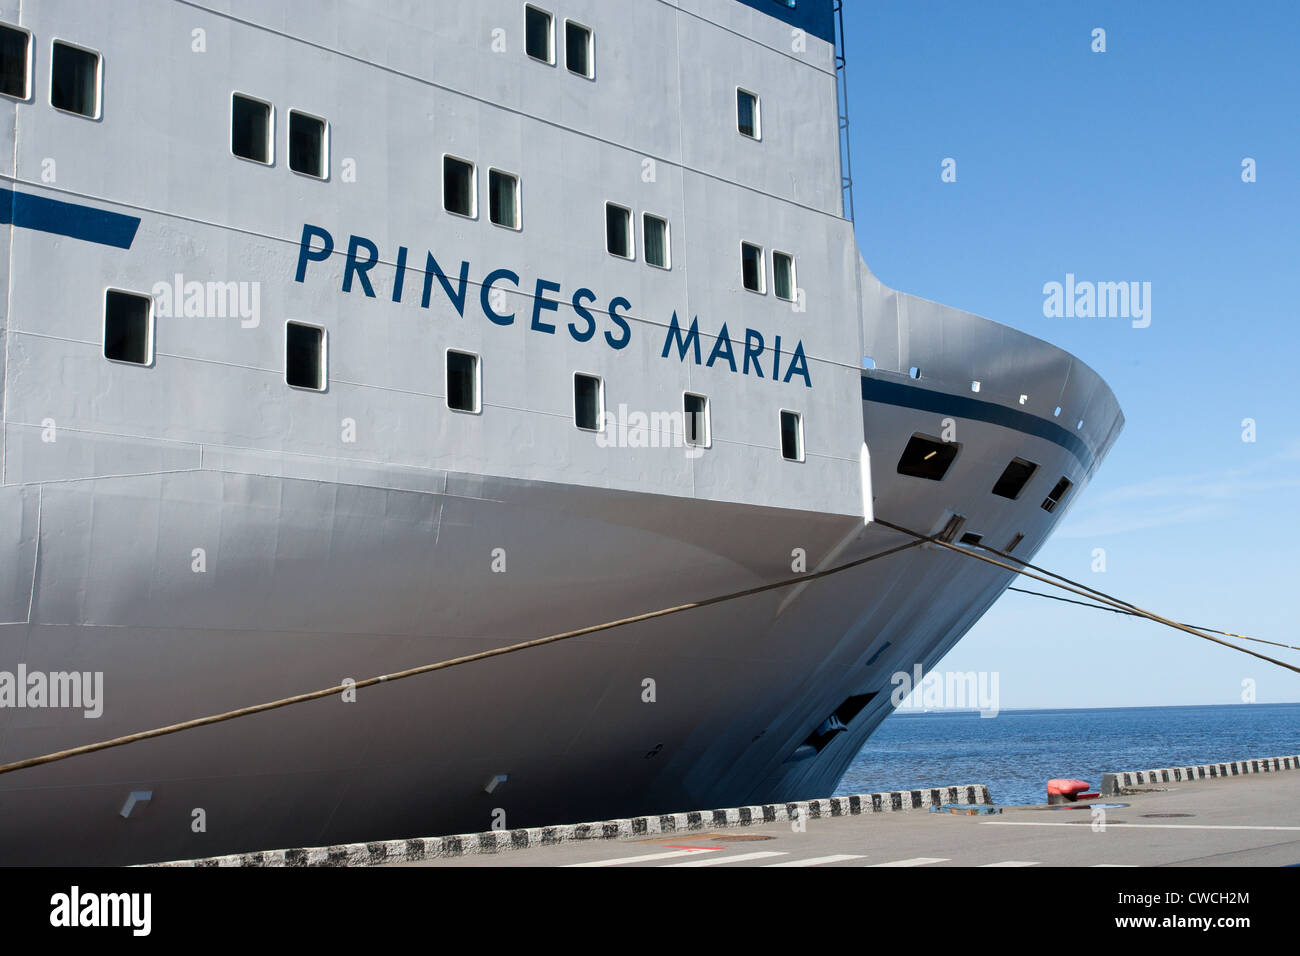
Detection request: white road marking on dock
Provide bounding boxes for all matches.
[564,848,719,867]
[868,857,949,867]
[981,822,1300,832]
[980,860,1039,867]
[762,854,865,867]
[1092,864,1138,867]
[664,851,788,867]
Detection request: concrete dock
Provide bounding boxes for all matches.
[388,772,1298,867]
[156,754,1299,868]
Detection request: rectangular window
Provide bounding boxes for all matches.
[443,156,477,218]
[565,20,593,78]
[1041,476,1073,513]
[737,88,760,139]
[991,457,1038,500]
[780,410,803,462]
[525,6,554,64]
[1004,533,1025,554]
[288,110,327,178]
[741,242,765,293]
[574,373,604,431]
[605,203,633,259]
[285,322,325,391]
[446,350,481,413]
[231,93,272,164]
[773,251,795,301]
[489,169,520,229]
[51,40,100,118]
[643,214,670,269]
[103,290,153,366]
[0,23,30,100]
[897,434,959,481]
[684,393,710,448]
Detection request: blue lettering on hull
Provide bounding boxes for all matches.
[295,224,811,388]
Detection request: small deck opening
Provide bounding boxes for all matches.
[897,433,958,481]
[991,457,1038,500]
[1041,476,1073,513]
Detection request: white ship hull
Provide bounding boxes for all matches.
[0,0,1122,864]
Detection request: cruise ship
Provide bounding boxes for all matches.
[0,0,1122,865]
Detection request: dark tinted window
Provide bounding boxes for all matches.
[51,41,98,117]
[232,94,271,163]
[684,393,708,446]
[525,6,553,62]
[0,24,29,99]
[741,242,764,292]
[780,410,803,461]
[737,89,758,137]
[286,322,324,390]
[574,374,602,430]
[565,21,592,77]
[289,111,326,177]
[103,291,152,365]
[447,351,479,412]
[444,156,475,217]
[991,457,1038,499]
[605,204,632,258]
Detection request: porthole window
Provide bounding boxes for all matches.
[773,251,796,301]
[103,290,154,366]
[741,242,765,293]
[605,203,633,259]
[737,88,760,139]
[565,20,593,78]
[644,214,670,269]
[0,23,32,100]
[446,350,481,413]
[288,110,328,178]
[574,372,604,431]
[684,393,710,448]
[285,321,326,391]
[231,93,273,164]
[443,156,477,218]
[51,39,100,118]
[489,169,521,229]
[525,6,554,64]
[780,410,804,462]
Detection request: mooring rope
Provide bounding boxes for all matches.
[1006,586,1300,653]
[3,512,1293,779]
[873,518,1299,675]
[0,536,931,777]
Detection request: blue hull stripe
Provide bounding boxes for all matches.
[730,0,835,45]
[861,375,1095,472]
[1,187,140,249]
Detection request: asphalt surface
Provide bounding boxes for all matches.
[392,772,1300,867]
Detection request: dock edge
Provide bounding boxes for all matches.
[1101,754,1300,796]
[147,784,994,867]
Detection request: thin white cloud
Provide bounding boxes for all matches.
[1058,454,1300,538]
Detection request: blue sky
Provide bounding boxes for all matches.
[841,1,1300,707]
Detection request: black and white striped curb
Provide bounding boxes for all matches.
[1101,754,1300,796]
[150,784,993,867]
